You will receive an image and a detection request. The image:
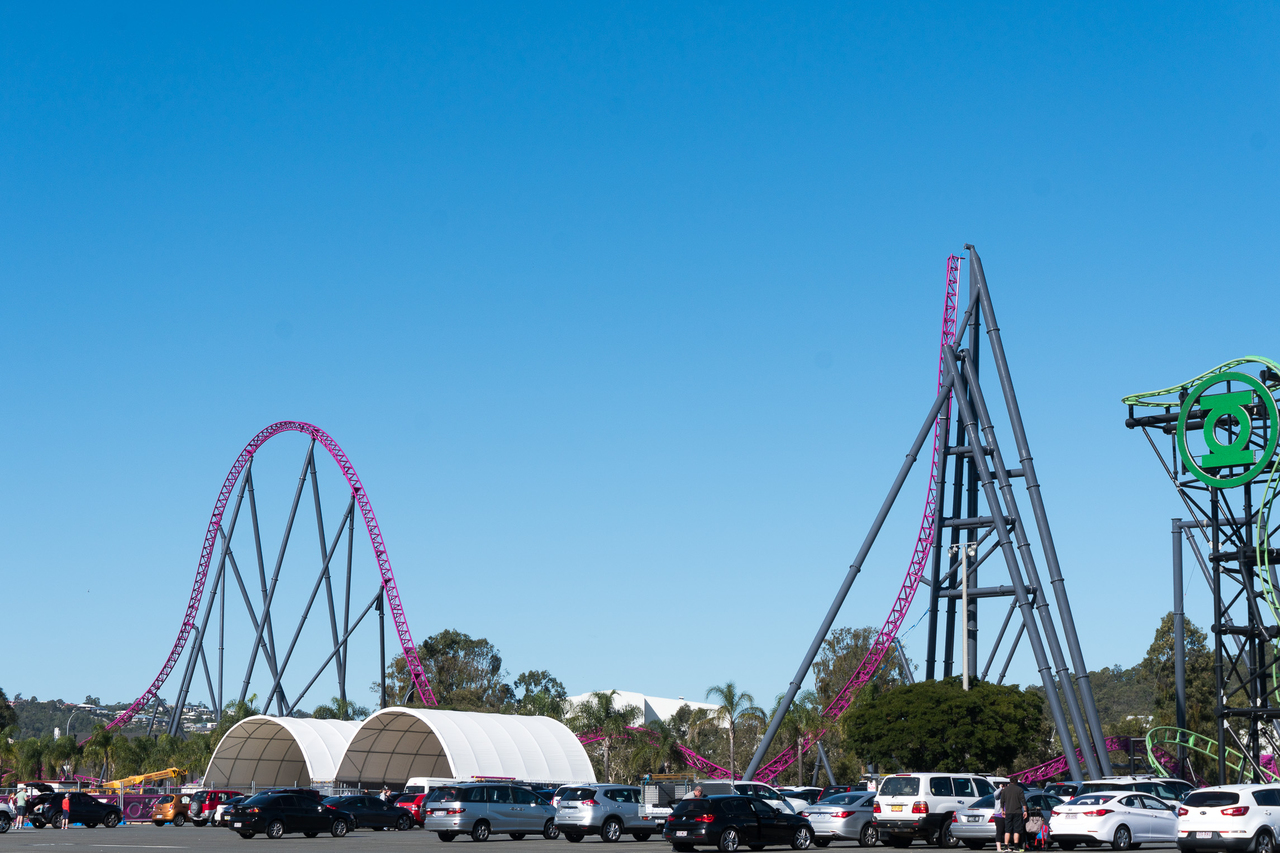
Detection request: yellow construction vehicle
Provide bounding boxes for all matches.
[102,767,186,789]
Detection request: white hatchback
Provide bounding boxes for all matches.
[1050,791,1178,850]
[1176,785,1280,853]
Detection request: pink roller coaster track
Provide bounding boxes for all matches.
[1012,737,1185,784]
[576,258,961,782]
[747,254,960,783]
[108,421,435,732]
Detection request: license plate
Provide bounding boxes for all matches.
[891,805,903,812]
[1066,814,1077,820]
[233,822,242,827]
[1198,833,1214,839]
[968,816,981,822]
[677,831,688,837]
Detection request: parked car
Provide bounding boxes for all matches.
[151,793,194,826]
[260,787,325,802]
[872,773,996,847]
[215,796,247,827]
[34,791,123,829]
[0,800,14,833]
[782,788,827,806]
[663,794,815,851]
[422,782,558,842]
[801,790,878,847]
[224,792,353,839]
[1045,783,1080,800]
[190,789,241,826]
[1050,791,1178,850]
[951,791,1063,849]
[556,785,662,842]
[1175,785,1280,852]
[395,792,430,826]
[820,786,857,800]
[732,782,808,814]
[321,795,414,831]
[1075,776,1195,805]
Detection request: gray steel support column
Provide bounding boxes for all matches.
[997,621,1026,684]
[341,509,354,703]
[218,557,225,720]
[942,346,1086,781]
[1173,519,1187,776]
[246,464,281,699]
[815,741,835,785]
[981,599,1018,682]
[967,245,1112,776]
[957,349,1102,779]
[240,440,315,707]
[290,588,383,713]
[743,382,954,781]
[378,591,387,710]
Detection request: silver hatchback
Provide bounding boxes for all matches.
[556,785,663,842]
[422,783,559,842]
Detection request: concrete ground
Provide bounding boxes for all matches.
[0,824,1182,852]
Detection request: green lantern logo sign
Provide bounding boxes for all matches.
[1177,371,1279,488]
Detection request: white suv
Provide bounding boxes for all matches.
[872,773,995,847]
[1177,785,1280,853]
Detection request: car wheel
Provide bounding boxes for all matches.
[1258,831,1276,853]
[240,830,256,838]
[154,820,166,827]
[0,814,10,834]
[1110,825,1131,851]
[937,818,958,849]
[104,813,120,828]
[566,831,586,842]
[332,819,350,838]
[266,819,286,840]
[720,827,741,852]
[544,819,561,840]
[305,831,319,837]
[397,815,413,831]
[440,832,458,841]
[472,819,491,842]
[860,824,879,847]
[512,833,527,840]
[634,833,653,842]
[815,840,832,848]
[194,819,208,827]
[604,818,624,843]
[173,814,186,828]
[792,826,814,850]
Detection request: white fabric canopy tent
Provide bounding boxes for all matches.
[335,708,595,786]
[203,716,359,788]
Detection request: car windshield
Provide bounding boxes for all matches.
[322,797,346,805]
[672,800,713,816]
[818,794,861,806]
[395,794,417,804]
[1068,795,1117,806]
[559,788,598,802]
[427,787,462,803]
[158,795,174,804]
[1184,791,1241,807]
[970,795,995,809]
[879,777,920,797]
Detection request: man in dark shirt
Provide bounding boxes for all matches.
[1000,783,1027,851]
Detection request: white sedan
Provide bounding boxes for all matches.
[1050,792,1179,851]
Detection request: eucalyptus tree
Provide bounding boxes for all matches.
[705,682,766,781]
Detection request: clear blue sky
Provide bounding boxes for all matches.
[3,3,1278,715]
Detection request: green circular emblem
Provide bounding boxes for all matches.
[1176,370,1279,488]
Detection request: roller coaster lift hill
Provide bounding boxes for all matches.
[1125,357,1280,785]
[746,246,1113,785]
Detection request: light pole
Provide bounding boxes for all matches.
[949,542,978,690]
[66,709,82,741]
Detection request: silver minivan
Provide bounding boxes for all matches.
[422,783,559,842]
[556,785,662,842]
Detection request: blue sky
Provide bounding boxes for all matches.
[2,3,1278,716]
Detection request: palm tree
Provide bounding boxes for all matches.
[705,682,766,781]
[312,696,371,721]
[83,724,119,780]
[47,734,81,779]
[628,717,686,776]
[568,691,641,782]
[772,690,822,786]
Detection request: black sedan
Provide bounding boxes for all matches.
[30,792,122,829]
[664,795,814,852]
[321,795,414,831]
[226,792,354,839]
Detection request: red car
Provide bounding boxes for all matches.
[394,793,430,826]
[189,790,242,826]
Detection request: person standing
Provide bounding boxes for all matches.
[61,792,72,829]
[1000,782,1027,852]
[14,788,27,829]
[992,784,1006,853]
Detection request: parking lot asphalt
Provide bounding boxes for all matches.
[0,824,1185,853]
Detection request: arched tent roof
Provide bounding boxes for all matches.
[204,716,360,788]
[335,708,595,786]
